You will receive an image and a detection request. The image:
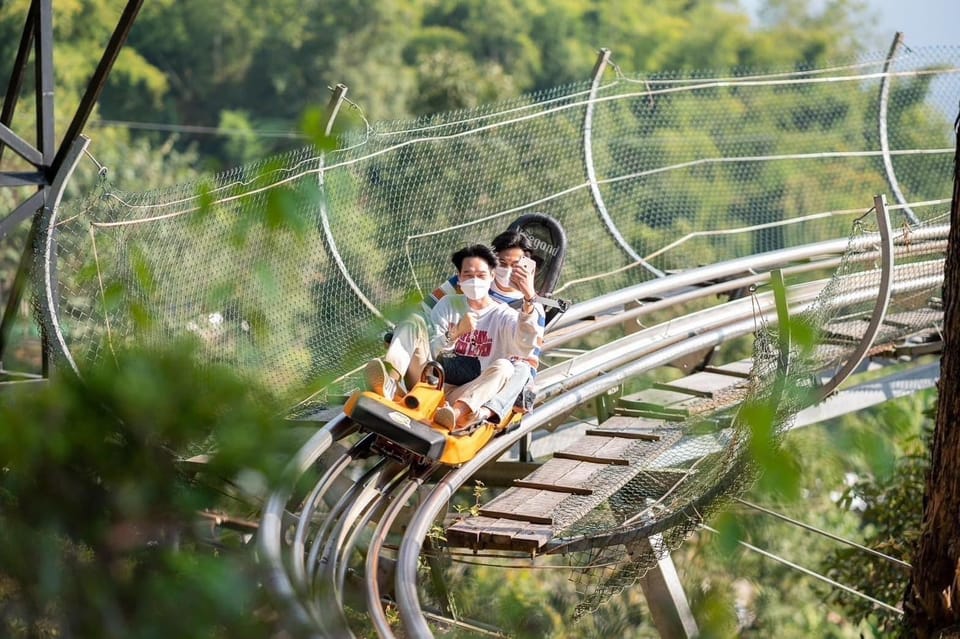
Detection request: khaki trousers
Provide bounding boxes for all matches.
[384,315,432,389]
[446,359,514,415]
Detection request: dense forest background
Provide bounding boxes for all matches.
[0,0,953,637]
[1,0,889,180]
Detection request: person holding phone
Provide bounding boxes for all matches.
[430,230,546,429]
[366,244,539,431]
[480,231,546,422]
[425,230,541,315]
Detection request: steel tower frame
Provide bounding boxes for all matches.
[0,0,142,382]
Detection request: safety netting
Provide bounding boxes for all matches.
[36,46,958,408]
[37,45,958,409]
[560,209,947,616]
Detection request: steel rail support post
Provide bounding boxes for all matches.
[518,430,534,462]
[34,0,54,166]
[637,536,700,638]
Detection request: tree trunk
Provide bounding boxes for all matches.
[904,108,960,638]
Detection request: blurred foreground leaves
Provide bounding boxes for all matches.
[0,342,300,638]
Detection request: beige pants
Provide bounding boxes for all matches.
[385,317,513,414]
[384,315,432,389]
[446,359,514,415]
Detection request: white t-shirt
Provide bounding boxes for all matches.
[429,294,537,371]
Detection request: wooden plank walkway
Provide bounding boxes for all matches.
[445,358,755,552]
[883,308,942,330]
[820,318,869,343]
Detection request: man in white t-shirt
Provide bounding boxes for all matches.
[423,230,546,420]
[366,244,538,430]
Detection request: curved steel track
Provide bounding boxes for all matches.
[260,225,948,638]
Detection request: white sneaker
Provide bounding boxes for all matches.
[365,358,397,399]
[434,405,456,430]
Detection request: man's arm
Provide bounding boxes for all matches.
[499,303,539,355]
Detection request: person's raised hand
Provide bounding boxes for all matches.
[454,311,477,338]
[511,257,536,299]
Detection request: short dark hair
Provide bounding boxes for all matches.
[491,230,532,255]
[451,244,497,271]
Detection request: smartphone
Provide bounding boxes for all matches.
[518,255,536,273]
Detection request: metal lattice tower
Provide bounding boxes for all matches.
[0,0,143,383]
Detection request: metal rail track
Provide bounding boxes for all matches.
[260,225,948,638]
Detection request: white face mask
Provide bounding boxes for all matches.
[460,276,491,301]
[493,266,512,288]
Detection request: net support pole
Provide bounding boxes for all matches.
[36,135,90,376]
[878,32,920,226]
[583,48,665,279]
[322,83,348,137]
[317,84,393,327]
[813,194,895,401]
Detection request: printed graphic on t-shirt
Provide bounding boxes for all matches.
[455,330,492,357]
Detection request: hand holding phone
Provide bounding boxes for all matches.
[512,255,537,301]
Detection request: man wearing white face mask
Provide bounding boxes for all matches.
[426,230,540,313]
[424,229,544,376]
[366,245,538,430]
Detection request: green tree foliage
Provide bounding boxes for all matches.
[824,423,930,636]
[0,0,168,181]
[0,0,892,168]
[0,0,952,635]
[409,49,517,114]
[670,390,935,637]
[0,343,297,638]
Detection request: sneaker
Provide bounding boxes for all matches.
[456,407,491,431]
[365,358,397,399]
[434,405,456,430]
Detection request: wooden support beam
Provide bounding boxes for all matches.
[553,451,629,465]
[585,428,661,440]
[512,480,593,496]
